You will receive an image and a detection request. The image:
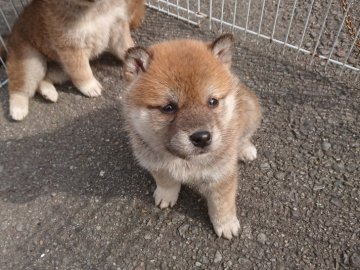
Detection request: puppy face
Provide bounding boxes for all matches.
[124,35,237,159]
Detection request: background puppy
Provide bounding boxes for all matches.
[122,34,262,239]
[5,0,144,121]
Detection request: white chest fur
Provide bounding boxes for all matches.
[135,147,237,184]
[65,5,127,56]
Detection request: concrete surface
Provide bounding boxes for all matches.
[0,8,359,270]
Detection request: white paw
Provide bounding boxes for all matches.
[153,183,181,209]
[78,79,102,97]
[238,142,257,161]
[212,216,240,240]
[10,94,29,121]
[38,81,58,102]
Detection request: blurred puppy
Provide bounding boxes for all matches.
[122,34,262,239]
[5,0,144,121]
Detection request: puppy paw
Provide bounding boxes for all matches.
[78,79,102,97]
[10,94,29,121]
[238,142,257,161]
[153,183,181,209]
[38,81,58,102]
[212,216,240,240]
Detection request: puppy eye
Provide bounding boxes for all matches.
[161,103,177,114]
[208,98,219,108]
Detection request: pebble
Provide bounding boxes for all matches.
[332,162,345,172]
[160,262,168,270]
[224,260,233,268]
[350,252,360,268]
[343,252,350,265]
[146,219,152,226]
[313,185,325,191]
[15,223,23,232]
[330,197,343,207]
[257,233,267,244]
[275,172,286,180]
[178,224,190,237]
[99,170,105,177]
[145,263,155,270]
[96,225,101,231]
[309,31,317,38]
[336,49,346,58]
[241,224,253,240]
[260,163,270,170]
[348,57,357,65]
[1,222,7,230]
[144,234,152,240]
[334,180,343,187]
[263,150,274,160]
[319,48,330,55]
[291,207,300,218]
[238,257,252,267]
[214,250,222,263]
[321,141,331,151]
[305,42,312,49]
[201,255,209,264]
[195,262,202,267]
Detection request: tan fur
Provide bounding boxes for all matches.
[5,0,145,121]
[128,0,145,30]
[123,34,262,239]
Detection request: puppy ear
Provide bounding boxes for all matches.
[209,33,234,67]
[124,47,151,82]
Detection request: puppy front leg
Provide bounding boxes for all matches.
[59,49,102,97]
[109,21,134,61]
[238,138,257,161]
[151,171,181,209]
[205,172,240,239]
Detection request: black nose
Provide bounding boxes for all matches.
[189,131,212,148]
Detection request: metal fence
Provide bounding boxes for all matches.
[146,0,360,80]
[1,0,359,88]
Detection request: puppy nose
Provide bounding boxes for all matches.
[189,131,212,148]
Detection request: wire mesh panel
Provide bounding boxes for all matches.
[147,0,360,80]
[0,0,359,87]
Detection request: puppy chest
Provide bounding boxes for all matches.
[68,9,126,54]
[139,155,229,183]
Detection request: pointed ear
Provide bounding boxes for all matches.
[124,47,151,82]
[209,34,234,67]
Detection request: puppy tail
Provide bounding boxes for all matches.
[128,0,145,30]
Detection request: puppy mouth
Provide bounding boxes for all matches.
[165,145,210,160]
[80,0,100,5]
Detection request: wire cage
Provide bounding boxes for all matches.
[1,0,359,88]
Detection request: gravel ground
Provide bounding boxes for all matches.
[0,5,360,270]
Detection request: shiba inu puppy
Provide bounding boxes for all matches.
[5,0,144,121]
[122,34,262,239]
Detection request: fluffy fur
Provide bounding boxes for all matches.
[122,34,262,239]
[5,0,144,121]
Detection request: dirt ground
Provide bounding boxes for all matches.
[0,7,359,270]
